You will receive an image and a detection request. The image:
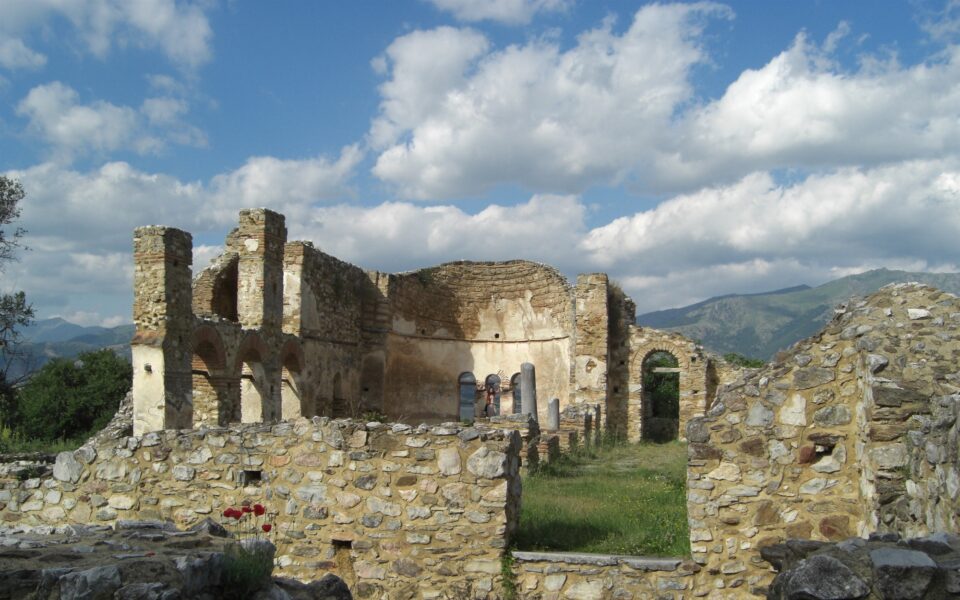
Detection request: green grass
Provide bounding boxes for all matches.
[0,426,86,454]
[513,441,690,557]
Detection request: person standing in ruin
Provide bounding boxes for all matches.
[484,388,496,417]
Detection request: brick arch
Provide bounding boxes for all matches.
[279,339,307,419]
[192,325,227,370]
[191,325,231,427]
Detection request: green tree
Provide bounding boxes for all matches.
[0,176,33,428]
[16,349,131,442]
[644,352,679,419]
[722,352,765,368]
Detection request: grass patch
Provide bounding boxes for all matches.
[513,441,689,557]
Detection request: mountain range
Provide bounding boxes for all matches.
[2,318,134,382]
[636,268,960,360]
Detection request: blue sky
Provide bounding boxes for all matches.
[1,0,959,327]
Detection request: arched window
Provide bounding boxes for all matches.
[458,372,476,421]
[510,372,522,414]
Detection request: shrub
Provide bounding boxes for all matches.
[222,543,274,599]
[15,349,131,442]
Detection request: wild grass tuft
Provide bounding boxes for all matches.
[514,440,690,557]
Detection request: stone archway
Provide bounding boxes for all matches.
[641,350,680,442]
[627,328,708,442]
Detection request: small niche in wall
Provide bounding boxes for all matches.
[421,329,426,335]
[494,333,500,339]
[238,470,262,486]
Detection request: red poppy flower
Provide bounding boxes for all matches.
[261,524,272,533]
[223,508,238,519]
[253,504,265,516]
[242,506,253,514]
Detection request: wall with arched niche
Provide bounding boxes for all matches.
[382,261,574,423]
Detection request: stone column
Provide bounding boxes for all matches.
[131,226,194,435]
[594,404,602,444]
[520,362,538,422]
[546,398,560,432]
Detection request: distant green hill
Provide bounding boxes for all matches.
[636,269,960,360]
[2,318,133,382]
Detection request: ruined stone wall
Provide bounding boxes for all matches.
[0,419,522,599]
[683,284,960,597]
[383,261,575,422]
[283,242,383,418]
[626,327,708,442]
[605,285,635,438]
[573,274,610,418]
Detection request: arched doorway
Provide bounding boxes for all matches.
[485,374,501,416]
[458,372,476,421]
[510,372,521,414]
[642,351,680,442]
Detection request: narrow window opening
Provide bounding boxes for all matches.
[239,470,263,486]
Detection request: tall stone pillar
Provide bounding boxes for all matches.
[237,208,287,331]
[520,362,538,422]
[236,209,286,422]
[132,226,193,435]
[546,398,560,432]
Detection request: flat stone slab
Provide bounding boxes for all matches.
[511,551,681,571]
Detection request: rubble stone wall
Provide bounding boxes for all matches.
[684,284,960,597]
[0,419,522,599]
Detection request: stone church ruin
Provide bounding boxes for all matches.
[131,208,725,442]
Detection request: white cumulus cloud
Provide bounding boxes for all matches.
[370,4,960,201]
[581,160,960,312]
[16,82,207,160]
[0,0,213,69]
[370,3,732,199]
[0,36,46,70]
[425,0,572,25]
